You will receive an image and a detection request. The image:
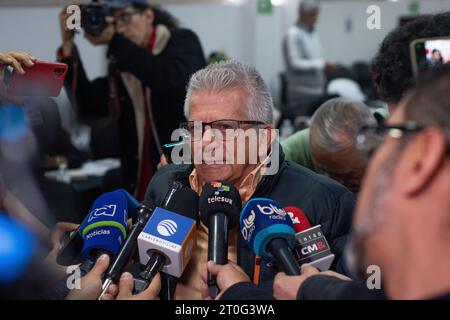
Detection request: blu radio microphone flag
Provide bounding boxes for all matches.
[240,198,296,258]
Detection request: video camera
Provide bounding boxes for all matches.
[80,0,111,37]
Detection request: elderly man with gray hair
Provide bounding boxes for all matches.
[282,98,378,192]
[146,60,355,299]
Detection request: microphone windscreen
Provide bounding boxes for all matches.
[164,188,200,224]
[199,181,242,228]
[118,189,140,219]
[240,198,296,258]
[284,206,312,233]
[79,190,129,261]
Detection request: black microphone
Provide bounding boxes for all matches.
[199,181,242,298]
[99,181,183,299]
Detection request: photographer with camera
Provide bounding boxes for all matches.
[58,0,206,200]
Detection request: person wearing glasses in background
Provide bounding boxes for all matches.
[272,65,450,301]
[143,60,355,300]
[58,0,206,200]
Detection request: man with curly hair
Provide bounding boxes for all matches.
[370,11,450,113]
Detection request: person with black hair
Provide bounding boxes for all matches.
[370,11,450,113]
[430,49,444,66]
[58,0,206,200]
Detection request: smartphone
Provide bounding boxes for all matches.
[410,37,450,79]
[4,60,68,97]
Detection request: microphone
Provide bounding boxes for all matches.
[135,188,199,294]
[99,180,186,299]
[79,189,138,262]
[240,198,300,275]
[198,181,242,298]
[285,206,335,271]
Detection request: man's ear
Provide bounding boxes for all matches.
[396,128,447,196]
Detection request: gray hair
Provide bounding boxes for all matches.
[310,97,376,152]
[300,0,320,14]
[184,60,274,124]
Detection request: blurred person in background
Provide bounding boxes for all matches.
[282,98,377,192]
[347,65,450,300]
[371,11,450,114]
[283,0,335,116]
[58,0,206,200]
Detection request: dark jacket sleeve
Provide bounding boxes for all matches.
[297,275,386,300]
[59,46,110,118]
[328,190,355,272]
[220,282,275,300]
[107,29,205,93]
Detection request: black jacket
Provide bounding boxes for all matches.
[61,29,206,193]
[297,276,386,300]
[147,148,355,295]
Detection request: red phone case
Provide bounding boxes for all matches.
[5,60,68,97]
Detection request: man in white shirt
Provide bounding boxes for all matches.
[283,0,334,116]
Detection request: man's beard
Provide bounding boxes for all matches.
[345,151,398,281]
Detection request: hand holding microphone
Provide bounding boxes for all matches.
[285,206,335,271]
[273,264,351,300]
[201,260,250,300]
[199,181,242,299]
[134,187,199,296]
[65,254,110,300]
[101,272,161,300]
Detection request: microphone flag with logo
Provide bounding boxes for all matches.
[79,189,139,261]
[137,207,197,278]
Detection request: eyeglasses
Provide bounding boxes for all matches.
[179,119,265,141]
[356,122,424,159]
[113,10,140,26]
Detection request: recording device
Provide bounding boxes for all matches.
[240,198,299,276]
[56,189,139,266]
[199,181,242,298]
[410,37,450,78]
[3,60,68,97]
[284,206,335,271]
[98,181,191,299]
[80,0,111,37]
[135,188,199,294]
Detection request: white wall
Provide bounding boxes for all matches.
[1,0,449,110]
[165,0,450,103]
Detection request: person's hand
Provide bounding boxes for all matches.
[0,51,36,75]
[84,17,115,46]
[201,260,251,300]
[273,264,351,300]
[66,254,110,300]
[46,221,79,259]
[157,155,169,171]
[59,6,76,56]
[100,272,161,300]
